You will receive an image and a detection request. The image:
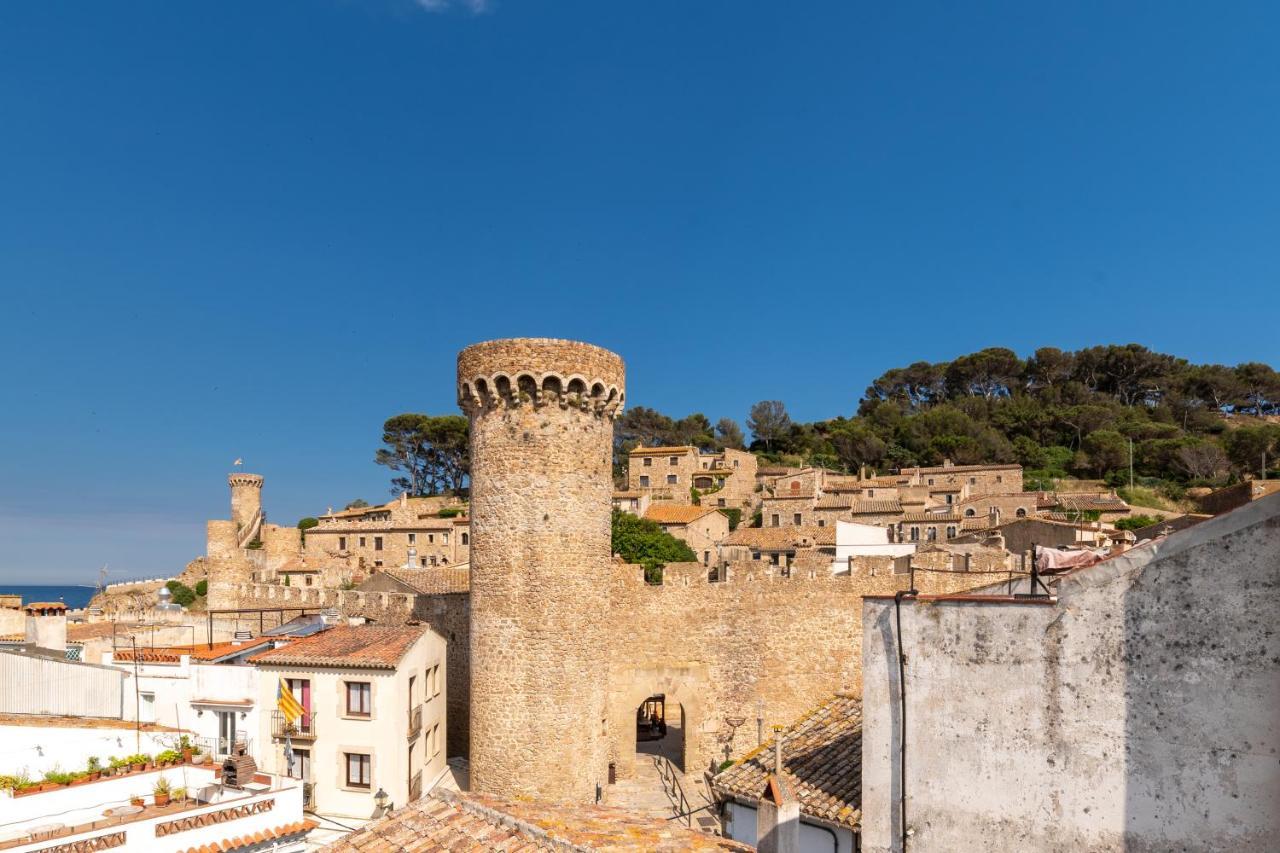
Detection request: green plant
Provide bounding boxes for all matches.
[155,750,180,765]
[1115,514,1161,531]
[719,508,742,531]
[716,759,735,773]
[194,579,208,597]
[0,775,19,790]
[165,580,197,607]
[297,517,319,532]
[283,574,291,586]
[437,507,464,518]
[339,580,355,591]
[178,735,193,750]
[152,776,171,795]
[690,486,701,505]
[246,538,263,550]
[109,756,127,770]
[43,767,74,785]
[171,787,186,800]
[86,757,101,773]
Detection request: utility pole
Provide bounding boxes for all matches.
[1129,437,1134,490]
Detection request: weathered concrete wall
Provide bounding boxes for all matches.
[861,493,1280,853]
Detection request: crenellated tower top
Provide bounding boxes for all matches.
[228,473,264,489]
[457,337,625,420]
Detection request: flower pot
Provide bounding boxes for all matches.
[132,763,145,773]
[154,793,170,807]
[130,797,144,808]
[192,755,204,766]
[182,749,193,762]
[90,772,101,781]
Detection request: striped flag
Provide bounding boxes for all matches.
[277,678,304,723]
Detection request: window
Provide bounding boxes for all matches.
[970,477,977,485]
[793,513,802,525]
[304,575,313,586]
[669,456,679,466]
[431,724,441,756]
[771,514,780,527]
[817,519,825,527]
[667,474,677,485]
[996,475,1004,484]
[790,481,800,493]
[346,682,372,716]
[408,533,416,545]
[358,537,366,548]
[733,459,739,468]
[965,508,976,517]
[703,550,710,565]
[947,526,957,539]
[345,753,371,788]
[643,457,652,467]
[927,527,937,541]
[428,533,435,544]
[945,494,954,505]
[374,536,383,551]
[374,560,383,568]
[868,489,875,497]
[1016,507,1028,518]
[717,498,726,507]
[433,665,441,696]
[461,532,469,546]
[338,536,347,550]
[421,557,429,567]
[910,527,920,542]
[639,475,650,487]
[442,532,449,544]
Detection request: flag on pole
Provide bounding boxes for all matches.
[278,678,304,723]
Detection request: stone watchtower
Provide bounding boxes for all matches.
[228,473,264,534]
[458,338,625,803]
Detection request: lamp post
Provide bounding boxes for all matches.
[374,787,392,814]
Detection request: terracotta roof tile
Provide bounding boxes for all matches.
[643,505,721,525]
[322,789,751,851]
[723,525,834,549]
[714,694,862,828]
[628,445,696,455]
[900,511,963,523]
[377,567,472,595]
[849,499,902,515]
[250,625,426,670]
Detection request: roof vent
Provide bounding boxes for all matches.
[233,630,253,642]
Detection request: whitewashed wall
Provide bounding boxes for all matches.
[0,653,125,718]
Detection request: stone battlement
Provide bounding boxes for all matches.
[227,472,264,488]
[457,338,625,419]
[229,582,415,623]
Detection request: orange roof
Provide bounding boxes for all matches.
[628,445,695,455]
[24,601,68,611]
[643,505,720,525]
[179,820,316,853]
[251,625,426,670]
[189,638,272,661]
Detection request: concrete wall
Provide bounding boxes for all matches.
[860,493,1280,852]
[0,653,127,718]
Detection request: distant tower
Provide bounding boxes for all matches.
[228,473,264,535]
[458,338,625,803]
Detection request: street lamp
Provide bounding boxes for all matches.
[374,787,391,813]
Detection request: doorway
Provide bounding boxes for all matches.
[635,694,686,772]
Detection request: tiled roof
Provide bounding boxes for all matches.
[714,693,863,829]
[644,505,721,525]
[900,511,963,523]
[378,567,472,595]
[902,463,1022,474]
[1051,493,1131,512]
[112,647,185,664]
[24,601,68,610]
[190,639,273,662]
[849,499,903,515]
[723,525,835,549]
[961,517,995,531]
[250,626,426,670]
[764,493,816,501]
[179,819,316,853]
[813,498,852,510]
[613,491,645,498]
[323,788,750,852]
[628,446,696,455]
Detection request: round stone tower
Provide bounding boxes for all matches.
[228,473,264,532]
[458,338,625,803]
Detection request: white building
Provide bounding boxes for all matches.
[828,520,915,573]
[249,624,448,820]
[103,637,276,760]
[0,735,311,852]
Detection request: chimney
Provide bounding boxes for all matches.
[942,457,953,468]
[756,726,800,853]
[24,602,67,655]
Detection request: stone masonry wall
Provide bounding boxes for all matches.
[459,337,625,805]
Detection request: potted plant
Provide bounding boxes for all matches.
[191,747,206,766]
[179,736,194,763]
[155,750,178,767]
[107,756,127,777]
[152,776,171,807]
[131,754,149,773]
[87,757,102,781]
[68,771,91,787]
[171,786,186,803]
[130,794,144,808]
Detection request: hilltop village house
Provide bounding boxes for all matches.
[627,445,759,509]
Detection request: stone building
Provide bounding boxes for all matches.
[642,504,731,565]
[627,445,759,509]
[859,492,1280,852]
[306,494,470,573]
[898,459,1022,496]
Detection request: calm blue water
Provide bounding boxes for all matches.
[0,585,96,609]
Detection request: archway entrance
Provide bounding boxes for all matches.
[634,694,685,772]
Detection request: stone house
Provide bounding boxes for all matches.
[251,625,448,820]
[898,459,1022,496]
[642,504,731,565]
[305,494,470,574]
[719,525,835,569]
[692,447,759,510]
[896,509,965,544]
[956,492,1038,524]
[611,490,651,517]
[761,494,818,528]
[627,445,699,502]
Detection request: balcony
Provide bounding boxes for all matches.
[408,703,423,738]
[271,709,317,740]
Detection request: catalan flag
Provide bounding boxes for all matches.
[277,678,304,723]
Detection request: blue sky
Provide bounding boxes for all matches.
[1,1,1277,583]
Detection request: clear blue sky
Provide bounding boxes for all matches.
[1,2,1277,583]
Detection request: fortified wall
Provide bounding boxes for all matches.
[604,557,1021,778]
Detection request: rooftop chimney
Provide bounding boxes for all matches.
[757,726,799,853]
[24,602,67,655]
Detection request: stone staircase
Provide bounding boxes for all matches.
[607,755,722,835]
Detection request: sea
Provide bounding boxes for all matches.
[0,584,97,609]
